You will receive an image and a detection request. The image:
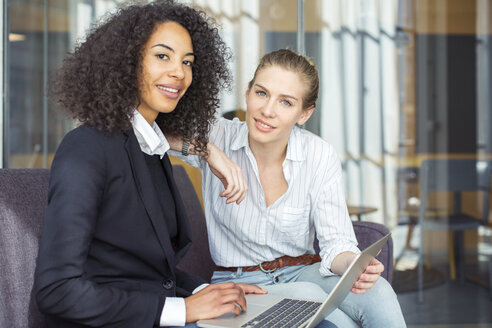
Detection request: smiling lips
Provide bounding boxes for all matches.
[254,118,275,132]
[157,84,181,99]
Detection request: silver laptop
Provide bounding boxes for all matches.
[198,233,391,328]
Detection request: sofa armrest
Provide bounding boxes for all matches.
[0,169,50,328]
[352,221,393,283]
[173,165,215,281]
[312,221,393,283]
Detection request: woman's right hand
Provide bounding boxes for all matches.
[166,135,247,204]
[184,282,248,323]
[204,142,248,204]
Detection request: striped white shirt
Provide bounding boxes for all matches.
[170,118,360,276]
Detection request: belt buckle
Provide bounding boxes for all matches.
[259,262,277,273]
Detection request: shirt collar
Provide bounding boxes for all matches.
[230,120,249,151]
[230,121,305,162]
[285,126,305,162]
[131,109,170,158]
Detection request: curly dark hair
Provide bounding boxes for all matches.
[51,0,231,152]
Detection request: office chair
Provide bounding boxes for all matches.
[417,158,492,302]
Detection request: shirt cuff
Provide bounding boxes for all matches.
[193,283,209,294]
[168,150,203,168]
[159,297,186,327]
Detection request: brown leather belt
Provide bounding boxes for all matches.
[214,254,321,273]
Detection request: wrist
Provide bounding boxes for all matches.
[203,142,216,162]
[331,251,357,275]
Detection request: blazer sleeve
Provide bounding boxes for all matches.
[174,268,207,297]
[34,128,163,327]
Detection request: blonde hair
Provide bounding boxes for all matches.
[248,49,319,110]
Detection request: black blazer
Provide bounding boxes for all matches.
[34,124,205,327]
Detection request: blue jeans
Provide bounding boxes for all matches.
[211,263,406,328]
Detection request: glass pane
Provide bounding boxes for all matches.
[5,0,118,168]
[192,0,320,124]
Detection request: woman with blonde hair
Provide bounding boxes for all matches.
[170,49,406,327]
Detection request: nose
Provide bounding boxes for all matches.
[169,61,185,80]
[260,99,276,118]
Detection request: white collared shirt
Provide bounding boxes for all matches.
[170,118,360,276]
[131,109,170,159]
[130,109,186,327]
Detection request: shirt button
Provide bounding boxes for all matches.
[259,238,264,243]
[162,279,174,289]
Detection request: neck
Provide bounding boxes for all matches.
[248,136,288,166]
[136,106,158,126]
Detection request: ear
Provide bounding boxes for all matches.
[297,106,315,125]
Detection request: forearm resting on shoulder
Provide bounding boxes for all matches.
[166,135,248,204]
[166,134,208,157]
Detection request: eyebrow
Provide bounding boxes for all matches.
[151,43,195,57]
[255,83,298,101]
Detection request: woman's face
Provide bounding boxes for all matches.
[245,65,314,148]
[136,21,194,124]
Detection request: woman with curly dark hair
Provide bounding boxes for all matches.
[51,1,226,152]
[33,1,262,327]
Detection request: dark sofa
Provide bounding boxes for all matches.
[0,167,392,327]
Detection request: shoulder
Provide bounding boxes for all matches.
[54,124,126,168]
[60,124,125,149]
[292,129,344,195]
[209,117,247,147]
[212,117,245,133]
[294,126,338,163]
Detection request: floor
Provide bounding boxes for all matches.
[392,225,492,328]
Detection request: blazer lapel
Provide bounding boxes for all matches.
[161,154,192,260]
[124,132,176,274]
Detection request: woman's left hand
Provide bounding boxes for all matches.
[205,142,248,204]
[235,283,267,295]
[350,258,384,294]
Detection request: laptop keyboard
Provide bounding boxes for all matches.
[241,298,322,328]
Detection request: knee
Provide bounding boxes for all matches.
[359,279,406,326]
[285,281,327,301]
[293,281,327,296]
[361,278,402,313]
[370,277,398,299]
